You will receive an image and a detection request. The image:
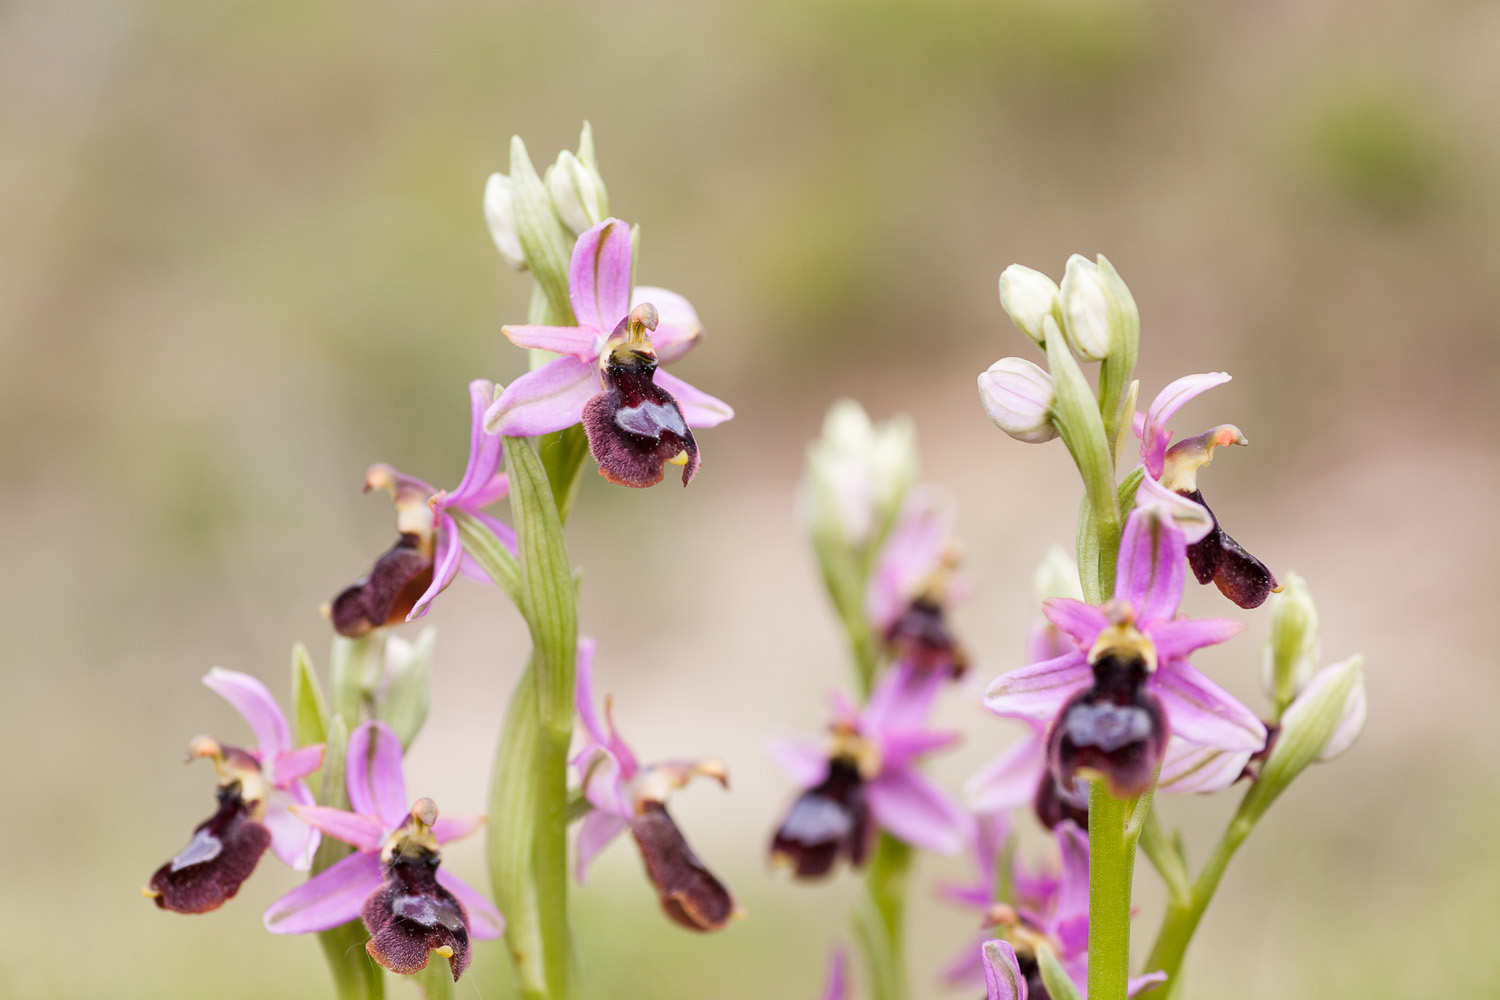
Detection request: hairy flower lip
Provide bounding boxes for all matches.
[147,782,273,914]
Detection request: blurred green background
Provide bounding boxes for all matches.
[3,0,1498,997]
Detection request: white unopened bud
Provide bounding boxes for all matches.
[483,173,526,270]
[998,264,1060,348]
[978,357,1058,443]
[1059,254,1114,361]
[547,150,608,235]
[1260,572,1321,717]
[803,400,917,548]
[1279,655,1366,766]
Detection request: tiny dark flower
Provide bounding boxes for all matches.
[630,801,737,932]
[362,833,472,980]
[769,758,872,879]
[581,304,701,488]
[867,489,969,677]
[883,597,968,679]
[1180,488,1277,610]
[1049,649,1168,799]
[147,743,274,914]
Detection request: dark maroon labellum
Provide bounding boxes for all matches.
[1048,652,1167,799]
[883,597,967,678]
[1033,769,1091,831]
[582,350,700,488]
[361,848,472,980]
[629,801,737,932]
[1016,951,1051,1000]
[770,758,872,879]
[330,533,435,637]
[148,783,272,914]
[1180,489,1277,609]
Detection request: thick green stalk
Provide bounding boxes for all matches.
[853,834,913,1000]
[1087,784,1135,1000]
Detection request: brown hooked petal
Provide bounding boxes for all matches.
[883,597,968,678]
[1179,489,1277,610]
[769,758,873,879]
[147,784,271,914]
[1048,651,1167,799]
[582,350,700,488]
[330,534,436,637]
[361,849,472,980]
[629,802,736,932]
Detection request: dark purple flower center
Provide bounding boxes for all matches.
[770,758,872,879]
[1033,769,1091,831]
[1180,488,1277,609]
[628,801,737,932]
[883,596,967,678]
[1048,651,1167,799]
[361,847,472,981]
[582,338,700,488]
[148,782,272,914]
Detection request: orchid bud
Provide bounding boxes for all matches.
[1261,572,1320,717]
[1059,254,1138,363]
[998,264,1060,348]
[547,149,609,235]
[804,400,917,549]
[978,357,1058,444]
[1033,545,1083,604]
[1244,656,1365,822]
[483,173,526,270]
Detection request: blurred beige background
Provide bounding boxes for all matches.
[3,0,1498,997]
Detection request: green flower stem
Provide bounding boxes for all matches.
[853,834,913,1000]
[1087,784,1136,1000]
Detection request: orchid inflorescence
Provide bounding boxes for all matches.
[144,125,1364,1000]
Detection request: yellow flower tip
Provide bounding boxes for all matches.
[318,601,333,621]
[141,886,161,899]
[730,903,749,922]
[434,945,455,959]
[628,302,660,333]
[667,450,690,466]
[363,463,398,495]
[696,758,730,788]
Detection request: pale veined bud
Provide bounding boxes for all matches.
[547,149,608,235]
[977,357,1058,443]
[483,172,526,270]
[1059,254,1114,361]
[998,264,1060,348]
[1261,572,1321,717]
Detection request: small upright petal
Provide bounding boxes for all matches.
[203,668,292,758]
[1139,372,1232,478]
[983,650,1092,723]
[346,722,410,830]
[569,218,633,334]
[1114,507,1187,623]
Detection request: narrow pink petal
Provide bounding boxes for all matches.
[407,521,463,622]
[574,637,606,745]
[633,286,701,363]
[1151,617,1246,660]
[866,767,971,855]
[965,728,1047,815]
[1153,660,1267,752]
[1115,507,1186,622]
[880,728,961,771]
[866,488,951,630]
[864,660,945,732]
[652,369,734,428]
[264,787,320,870]
[269,744,324,787]
[1040,598,1108,648]
[203,668,291,757]
[983,651,1091,722]
[432,814,485,844]
[1050,821,1090,928]
[1156,737,1250,794]
[434,868,506,940]
[981,939,1028,1000]
[500,324,599,360]
[484,356,597,437]
[263,850,382,934]
[1128,972,1170,996]
[346,721,409,829]
[574,809,628,882]
[1141,372,1232,477]
[289,805,387,852]
[765,736,830,789]
[577,747,632,817]
[453,379,505,498]
[569,218,632,334]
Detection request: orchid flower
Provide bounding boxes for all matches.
[964,823,1166,998]
[330,379,515,637]
[866,487,970,678]
[145,669,324,914]
[1135,372,1277,609]
[984,504,1266,797]
[572,639,737,932]
[483,218,733,487]
[263,721,503,981]
[769,663,970,877]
